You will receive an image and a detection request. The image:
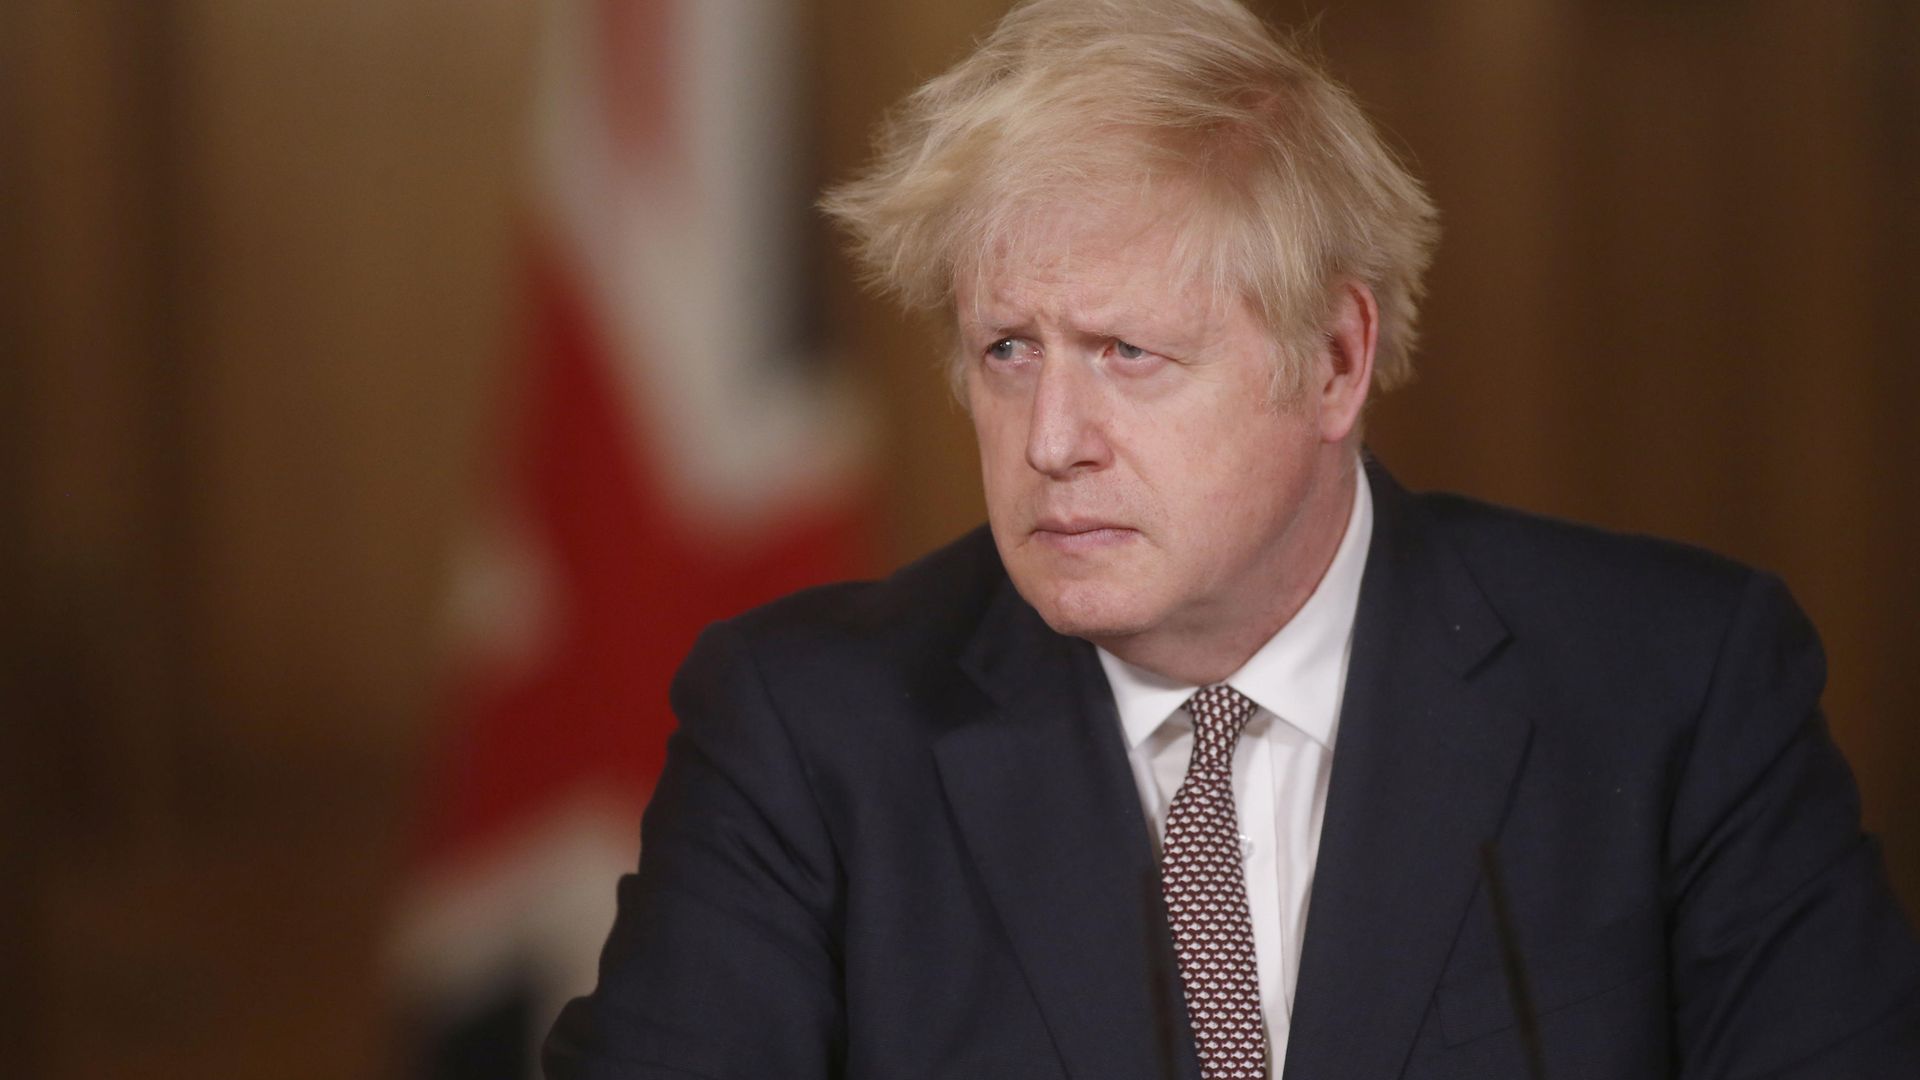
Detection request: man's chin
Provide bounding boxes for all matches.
[1013,575,1157,644]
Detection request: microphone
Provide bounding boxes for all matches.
[1479,842,1549,1080]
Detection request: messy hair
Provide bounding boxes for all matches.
[822,0,1439,400]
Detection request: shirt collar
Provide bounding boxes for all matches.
[1097,461,1373,752]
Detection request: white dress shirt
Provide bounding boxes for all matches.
[1095,463,1372,1069]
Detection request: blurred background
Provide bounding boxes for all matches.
[4,1,1916,1077]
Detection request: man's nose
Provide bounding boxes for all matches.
[1024,355,1111,478]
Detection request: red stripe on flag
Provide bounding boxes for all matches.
[416,235,870,866]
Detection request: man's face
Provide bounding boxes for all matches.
[959,200,1360,668]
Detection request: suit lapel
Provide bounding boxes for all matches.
[937,579,1200,1080]
[1282,463,1532,1080]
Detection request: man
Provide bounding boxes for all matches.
[545,0,1920,1077]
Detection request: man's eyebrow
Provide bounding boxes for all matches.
[958,310,1032,338]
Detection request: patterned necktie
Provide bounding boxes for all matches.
[1161,683,1268,1079]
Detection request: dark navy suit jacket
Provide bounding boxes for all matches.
[546,462,1920,1079]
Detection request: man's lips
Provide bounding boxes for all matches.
[1031,519,1138,552]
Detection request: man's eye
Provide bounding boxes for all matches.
[1114,340,1148,360]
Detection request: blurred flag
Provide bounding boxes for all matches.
[388,1,869,1075]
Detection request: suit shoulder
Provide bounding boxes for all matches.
[1408,488,1807,690]
[715,524,1003,672]
[1406,488,1816,732]
[670,527,1001,765]
[1415,489,1759,618]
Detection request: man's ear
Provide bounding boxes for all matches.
[1317,280,1378,443]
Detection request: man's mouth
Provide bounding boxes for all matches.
[1031,518,1137,552]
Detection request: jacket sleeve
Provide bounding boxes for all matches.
[544,620,846,1080]
[1665,571,1920,1077]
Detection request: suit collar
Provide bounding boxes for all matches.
[1354,454,1510,675]
[1281,458,1530,1080]
[944,578,1199,1080]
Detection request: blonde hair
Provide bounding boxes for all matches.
[822,0,1439,399]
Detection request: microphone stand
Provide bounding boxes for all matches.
[1479,843,1549,1080]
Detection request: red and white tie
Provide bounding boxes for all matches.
[1161,683,1268,1079]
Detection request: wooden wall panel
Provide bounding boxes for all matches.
[173,0,533,773]
[4,2,533,1076]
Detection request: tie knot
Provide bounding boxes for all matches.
[1184,683,1257,774]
